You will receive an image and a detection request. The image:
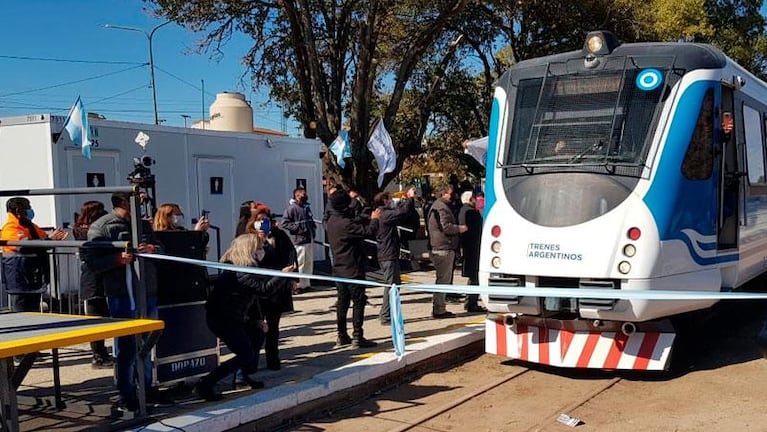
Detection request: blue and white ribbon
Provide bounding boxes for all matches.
[138,253,767,358]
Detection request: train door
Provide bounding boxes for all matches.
[718,86,739,250]
[195,157,235,262]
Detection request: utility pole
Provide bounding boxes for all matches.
[105,21,171,125]
[181,114,190,128]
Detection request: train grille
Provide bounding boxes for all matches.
[578,279,620,310]
[487,273,525,304]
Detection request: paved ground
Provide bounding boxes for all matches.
[15,265,486,432]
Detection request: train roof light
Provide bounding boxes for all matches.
[583,31,621,56]
[491,225,501,238]
[628,227,641,241]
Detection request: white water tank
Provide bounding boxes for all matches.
[209,92,254,133]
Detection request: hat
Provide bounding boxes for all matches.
[329,189,351,211]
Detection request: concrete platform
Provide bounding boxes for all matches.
[15,268,486,432]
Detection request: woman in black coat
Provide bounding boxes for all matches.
[74,201,113,368]
[246,208,297,370]
[458,192,485,312]
[195,234,288,401]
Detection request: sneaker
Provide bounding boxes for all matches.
[194,383,223,402]
[352,338,378,349]
[335,334,352,348]
[464,305,487,313]
[111,399,139,417]
[432,310,456,319]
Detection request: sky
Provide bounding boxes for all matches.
[0,1,299,133]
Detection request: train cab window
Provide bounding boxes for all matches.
[743,105,765,184]
[681,89,714,180]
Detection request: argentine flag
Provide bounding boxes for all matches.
[389,285,406,359]
[328,129,351,168]
[63,97,92,159]
[366,119,396,187]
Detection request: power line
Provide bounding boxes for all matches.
[90,85,149,105]
[154,65,216,97]
[0,54,144,65]
[0,64,148,97]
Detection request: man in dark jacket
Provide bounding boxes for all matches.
[280,187,317,293]
[84,192,167,412]
[325,189,381,348]
[427,185,467,318]
[374,188,416,324]
[458,191,485,312]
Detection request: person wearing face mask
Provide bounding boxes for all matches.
[153,203,209,233]
[372,188,416,325]
[280,187,316,294]
[195,234,289,401]
[1,196,68,312]
[244,206,297,370]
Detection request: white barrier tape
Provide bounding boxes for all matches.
[136,253,382,288]
[137,253,767,359]
[138,253,767,301]
[398,283,767,301]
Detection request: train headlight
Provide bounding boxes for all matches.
[491,256,501,269]
[623,244,636,257]
[618,261,631,274]
[491,241,501,253]
[491,225,501,238]
[586,35,604,54]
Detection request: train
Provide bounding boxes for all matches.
[480,30,767,370]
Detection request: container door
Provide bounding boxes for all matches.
[63,148,121,226]
[195,157,235,262]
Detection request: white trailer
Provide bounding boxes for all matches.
[0,113,325,270]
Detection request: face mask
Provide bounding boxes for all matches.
[389,200,397,209]
[255,248,266,262]
[172,215,185,227]
[25,208,35,220]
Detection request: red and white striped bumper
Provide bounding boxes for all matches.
[485,317,675,370]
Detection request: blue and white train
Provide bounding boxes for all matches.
[481,31,767,370]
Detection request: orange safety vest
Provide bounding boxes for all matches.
[1,212,47,253]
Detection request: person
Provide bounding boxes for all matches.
[83,192,170,412]
[554,139,567,155]
[246,207,297,370]
[325,188,381,348]
[475,191,486,213]
[153,203,210,233]
[73,200,114,368]
[280,187,317,294]
[374,188,417,325]
[458,191,485,313]
[1,197,68,312]
[348,185,367,219]
[195,234,289,401]
[235,200,258,237]
[427,185,467,318]
[722,111,734,137]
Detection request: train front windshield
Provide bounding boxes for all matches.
[504,58,674,177]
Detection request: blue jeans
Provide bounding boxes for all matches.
[107,295,158,404]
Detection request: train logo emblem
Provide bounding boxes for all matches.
[636,69,662,91]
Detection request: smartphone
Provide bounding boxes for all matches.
[253,218,271,236]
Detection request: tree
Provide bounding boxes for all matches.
[147,0,471,196]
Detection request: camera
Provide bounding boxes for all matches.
[128,155,155,187]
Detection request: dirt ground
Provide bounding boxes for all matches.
[284,299,767,432]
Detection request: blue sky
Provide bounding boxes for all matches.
[0,1,299,133]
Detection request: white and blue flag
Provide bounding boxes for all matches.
[366,119,396,187]
[389,285,406,359]
[63,96,92,159]
[329,129,351,168]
